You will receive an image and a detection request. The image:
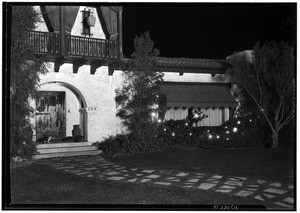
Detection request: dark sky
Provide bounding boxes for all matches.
[122,3,296,59]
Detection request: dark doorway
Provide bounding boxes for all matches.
[36,91,66,142]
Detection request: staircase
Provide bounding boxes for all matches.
[35,142,102,159]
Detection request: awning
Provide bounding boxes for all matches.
[160,82,237,108]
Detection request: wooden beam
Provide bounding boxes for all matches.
[156,67,226,75]
[73,58,86,73]
[90,59,106,75]
[108,60,121,76]
[179,71,184,76]
[54,57,64,72]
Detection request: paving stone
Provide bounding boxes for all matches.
[183,185,192,188]
[120,170,128,172]
[215,189,231,193]
[254,195,265,201]
[85,167,98,171]
[107,176,125,181]
[235,176,247,180]
[55,166,74,169]
[288,185,294,189]
[169,179,181,182]
[196,173,205,175]
[269,182,282,187]
[235,190,254,197]
[131,169,138,171]
[128,178,138,182]
[220,185,236,189]
[187,179,200,183]
[263,193,275,199]
[165,177,177,180]
[246,188,258,191]
[283,197,294,204]
[229,178,239,181]
[141,179,152,183]
[103,171,121,176]
[145,174,161,179]
[212,175,223,179]
[264,188,288,195]
[155,182,172,186]
[249,185,260,188]
[176,172,189,177]
[76,172,91,175]
[257,180,266,184]
[87,174,94,178]
[275,202,293,208]
[198,183,217,190]
[136,174,143,176]
[141,170,155,173]
[224,181,244,187]
[69,170,82,173]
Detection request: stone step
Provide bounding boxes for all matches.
[34,150,102,159]
[37,145,97,154]
[37,142,93,149]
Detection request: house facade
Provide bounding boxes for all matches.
[25,5,237,144]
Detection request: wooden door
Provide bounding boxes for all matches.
[36,91,66,141]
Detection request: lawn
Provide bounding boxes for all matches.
[109,147,295,184]
[8,148,294,209]
[10,163,267,209]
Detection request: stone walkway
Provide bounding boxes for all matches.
[39,155,294,209]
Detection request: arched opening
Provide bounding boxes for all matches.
[35,81,88,143]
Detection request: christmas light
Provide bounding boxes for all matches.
[185,123,188,126]
[207,130,210,133]
[157,119,162,123]
[208,134,213,139]
[226,131,230,134]
[237,120,241,124]
[151,112,156,117]
[216,135,220,139]
[189,133,192,136]
[233,127,238,133]
[194,114,199,118]
[249,119,252,122]
[226,138,229,141]
[163,128,167,131]
[225,126,228,129]
[172,132,175,137]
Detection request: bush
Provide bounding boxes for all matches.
[97,116,269,158]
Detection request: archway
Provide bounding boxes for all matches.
[36,81,88,142]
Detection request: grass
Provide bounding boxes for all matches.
[8,148,294,209]
[10,163,268,209]
[109,147,294,183]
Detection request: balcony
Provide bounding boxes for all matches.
[19,31,120,74]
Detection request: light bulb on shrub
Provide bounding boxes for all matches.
[185,123,188,126]
[194,114,199,118]
[157,119,162,123]
[208,134,213,139]
[226,138,229,141]
[249,119,252,122]
[163,128,167,131]
[237,120,241,125]
[225,126,228,129]
[207,130,210,133]
[233,127,238,133]
[189,133,192,136]
[151,112,156,117]
[172,132,175,137]
[226,131,230,134]
[216,135,220,139]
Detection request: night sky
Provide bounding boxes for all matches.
[122,3,296,59]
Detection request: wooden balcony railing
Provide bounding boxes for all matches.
[20,31,119,60]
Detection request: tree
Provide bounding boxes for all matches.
[227,41,295,148]
[10,6,48,160]
[115,32,164,148]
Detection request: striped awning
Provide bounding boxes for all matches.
[160,82,237,108]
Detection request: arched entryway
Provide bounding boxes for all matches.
[35,81,88,143]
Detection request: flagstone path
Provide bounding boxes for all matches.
[39,155,294,209]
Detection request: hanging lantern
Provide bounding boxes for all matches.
[87,14,96,27]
